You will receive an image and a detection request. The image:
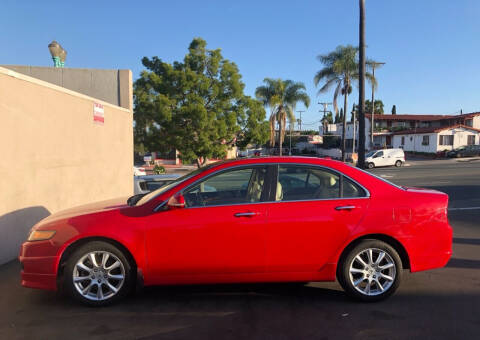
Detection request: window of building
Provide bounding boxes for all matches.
[401,136,405,145]
[439,135,454,146]
[467,135,475,145]
[276,165,366,201]
[466,119,473,127]
[422,135,430,146]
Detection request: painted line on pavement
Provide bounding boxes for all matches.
[380,175,394,178]
[448,207,480,211]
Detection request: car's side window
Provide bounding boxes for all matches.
[184,166,268,207]
[342,177,367,198]
[276,165,367,201]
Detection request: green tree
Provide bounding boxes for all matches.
[355,100,384,115]
[255,78,310,155]
[334,111,340,124]
[314,45,375,161]
[391,105,397,115]
[134,38,269,167]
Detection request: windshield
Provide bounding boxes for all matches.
[365,151,376,158]
[134,163,218,206]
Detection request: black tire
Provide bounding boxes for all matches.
[64,241,135,306]
[395,160,402,167]
[367,162,375,169]
[337,239,402,302]
[456,153,461,158]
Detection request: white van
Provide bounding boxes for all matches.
[365,148,405,169]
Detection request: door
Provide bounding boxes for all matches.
[145,166,271,282]
[373,150,386,166]
[383,150,396,166]
[264,165,369,272]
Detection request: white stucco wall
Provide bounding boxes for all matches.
[392,128,480,153]
[472,115,480,129]
[392,133,437,153]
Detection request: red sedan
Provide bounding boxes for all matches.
[19,157,452,305]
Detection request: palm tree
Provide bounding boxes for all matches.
[255,78,310,155]
[314,45,375,161]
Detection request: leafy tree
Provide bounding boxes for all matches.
[392,105,397,115]
[134,38,269,167]
[255,78,310,155]
[314,45,375,161]
[355,100,384,115]
[321,112,334,132]
[334,111,340,124]
[350,103,356,122]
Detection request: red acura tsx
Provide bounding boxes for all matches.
[19,157,452,305]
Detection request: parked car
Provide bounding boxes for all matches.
[134,174,181,195]
[20,157,452,306]
[365,148,405,169]
[446,145,480,158]
[133,166,146,176]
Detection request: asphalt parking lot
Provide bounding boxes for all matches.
[1,159,479,339]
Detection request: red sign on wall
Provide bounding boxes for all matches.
[93,102,104,124]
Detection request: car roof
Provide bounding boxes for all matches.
[136,174,181,180]
[208,156,345,168]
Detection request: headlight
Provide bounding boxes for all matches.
[28,230,56,242]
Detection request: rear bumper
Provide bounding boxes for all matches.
[19,241,59,291]
[404,223,453,273]
[409,250,452,273]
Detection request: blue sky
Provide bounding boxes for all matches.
[2,0,480,126]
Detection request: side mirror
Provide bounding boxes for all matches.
[167,193,185,209]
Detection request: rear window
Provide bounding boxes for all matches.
[276,165,367,201]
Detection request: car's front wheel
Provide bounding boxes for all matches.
[338,240,402,302]
[367,162,375,169]
[64,241,134,306]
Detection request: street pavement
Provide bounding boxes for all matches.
[1,159,479,339]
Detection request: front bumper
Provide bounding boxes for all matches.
[19,241,59,291]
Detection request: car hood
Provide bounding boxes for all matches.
[39,197,130,225]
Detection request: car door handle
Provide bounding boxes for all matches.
[335,205,356,211]
[234,212,258,217]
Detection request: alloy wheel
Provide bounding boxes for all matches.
[348,248,396,296]
[72,251,125,301]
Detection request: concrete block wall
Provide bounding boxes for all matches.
[1,65,132,111]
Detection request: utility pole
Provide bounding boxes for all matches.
[352,105,357,154]
[366,61,385,149]
[289,120,294,156]
[318,102,332,134]
[296,110,305,132]
[358,0,366,168]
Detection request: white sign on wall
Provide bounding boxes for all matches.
[93,102,104,124]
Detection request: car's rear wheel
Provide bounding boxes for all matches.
[338,240,402,302]
[395,160,402,167]
[64,241,134,306]
[367,162,375,169]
